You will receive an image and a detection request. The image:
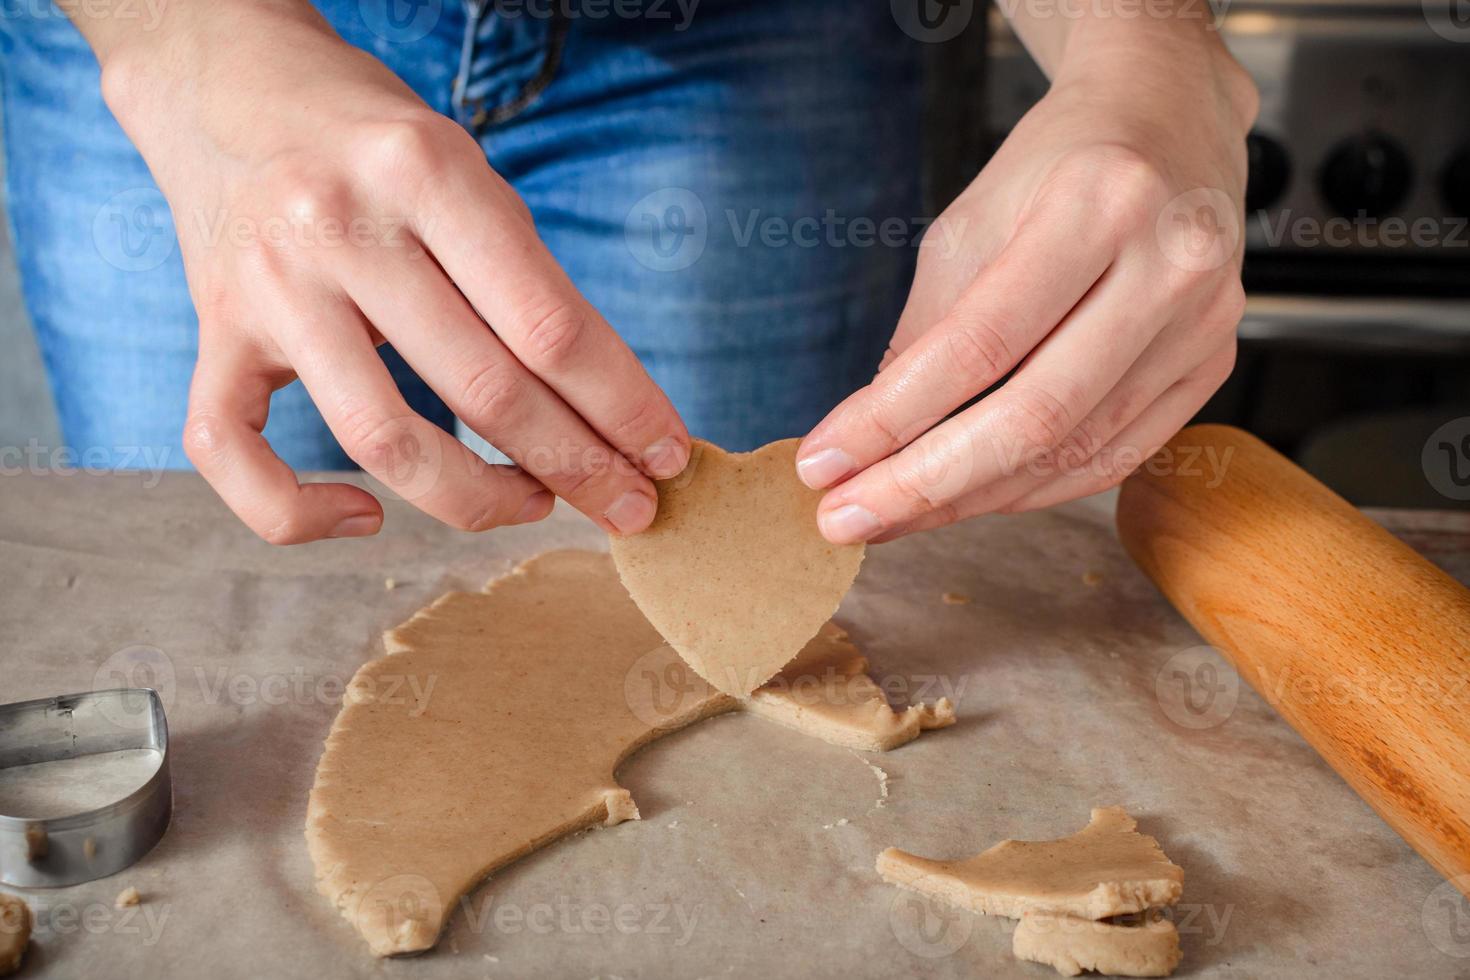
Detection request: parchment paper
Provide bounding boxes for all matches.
[2,471,1468,979]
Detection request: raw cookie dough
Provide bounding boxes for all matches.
[746,623,954,752]
[876,806,1183,919]
[0,893,30,976]
[610,438,865,695]
[1013,911,1182,978]
[308,550,947,957]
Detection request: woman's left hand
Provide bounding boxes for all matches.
[797,43,1258,544]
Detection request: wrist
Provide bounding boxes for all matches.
[95,0,332,126]
[1050,11,1258,136]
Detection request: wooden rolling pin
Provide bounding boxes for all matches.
[1116,423,1470,895]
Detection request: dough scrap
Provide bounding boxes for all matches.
[876,807,1183,920]
[0,893,30,976]
[308,550,946,957]
[746,623,954,752]
[610,438,865,695]
[1013,911,1182,978]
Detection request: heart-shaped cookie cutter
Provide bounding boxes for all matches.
[0,689,172,886]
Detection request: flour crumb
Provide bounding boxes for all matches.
[484,954,499,962]
[941,591,970,605]
[1082,571,1103,586]
[384,577,397,591]
[115,887,141,908]
[667,821,679,828]
[851,751,891,808]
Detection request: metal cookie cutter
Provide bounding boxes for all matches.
[0,689,172,886]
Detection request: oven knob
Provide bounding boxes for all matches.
[1319,134,1412,219]
[1245,132,1290,212]
[1443,149,1470,218]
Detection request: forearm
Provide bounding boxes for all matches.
[998,0,1257,130]
[64,0,322,66]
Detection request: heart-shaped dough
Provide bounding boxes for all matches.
[610,438,865,696]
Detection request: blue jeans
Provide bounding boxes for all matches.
[1,0,922,466]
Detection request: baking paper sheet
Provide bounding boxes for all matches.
[2,471,1468,978]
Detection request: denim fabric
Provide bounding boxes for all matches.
[0,0,922,468]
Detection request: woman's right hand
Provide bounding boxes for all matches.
[83,0,689,544]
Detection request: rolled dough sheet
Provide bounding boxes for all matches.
[1013,911,1182,978]
[877,806,1183,920]
[307,549,948,957]
[0,893,30,976]
[610,438,865,696]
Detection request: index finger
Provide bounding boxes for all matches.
[413,162,690,480]
[795,194,1114,490]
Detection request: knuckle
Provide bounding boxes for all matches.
[1006,384,1078,452]
[1054,414,1108,469]
[337,404,411,467]
[258,517,308,547]
[888,461,947,514]
[182,412,230,468]
[942,313,1012,386]
[1216,279,1248,325]
[553,456,606,500]
[517,300,589,371]
[274,172,356,230]
[362,115,466,180]
[604,394,665,450]
[458,361,528,430]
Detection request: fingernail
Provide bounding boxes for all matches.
[820,504,882,544]
[512,490,554,525]
[605,490,657,535]
[796,447,857,489]
[643,437,689,480]
[328,514,381,539]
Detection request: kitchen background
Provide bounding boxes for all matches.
[3,0,1468,508]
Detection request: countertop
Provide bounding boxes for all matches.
[2,471,1469,979]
